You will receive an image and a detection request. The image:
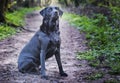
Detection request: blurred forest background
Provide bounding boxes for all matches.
[0,0,120,82]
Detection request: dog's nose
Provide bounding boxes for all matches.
[55,11,57,14]
[54,11,58,15]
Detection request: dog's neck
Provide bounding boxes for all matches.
[40,17,59,35]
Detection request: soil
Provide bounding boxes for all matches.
[0,10,119,83]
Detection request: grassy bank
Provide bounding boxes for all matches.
[6,7,40,26]
[63,13,120,75]
[0,7,40,40]
[0,25,16,40]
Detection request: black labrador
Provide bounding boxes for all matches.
[18,6,68,79]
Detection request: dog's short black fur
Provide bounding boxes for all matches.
[18,6,68,79]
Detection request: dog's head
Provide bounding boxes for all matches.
[40,6,63,20]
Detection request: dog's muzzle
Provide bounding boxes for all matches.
[51,11,59,20]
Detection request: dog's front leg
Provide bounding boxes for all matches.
[39,36,49,79]
[55,47,68,77]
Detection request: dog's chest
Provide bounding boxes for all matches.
[47,33,60,53]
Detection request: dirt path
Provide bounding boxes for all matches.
[0,11,88,83]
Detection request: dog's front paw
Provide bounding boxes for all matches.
[60,72,68,77]
[41,75,49,80]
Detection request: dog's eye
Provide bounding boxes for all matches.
[55,7,59,10]
[48,8,52,12]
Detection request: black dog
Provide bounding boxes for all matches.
[18,6,68,79]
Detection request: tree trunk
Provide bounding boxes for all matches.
[0,0,8,22]
[17,0,23,6]
[23,0,35,8]
[31,0,35,7]
[64,0,68,6]
[74,0,79,7]
[38,0,41,7]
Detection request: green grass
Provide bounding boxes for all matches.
[0,25,16,40]
[77,50,96,61]
[104,79,119,83]
[0,7,40,40]
[63,12,120,74]
[6,7,40,26]
[85,72,104,80]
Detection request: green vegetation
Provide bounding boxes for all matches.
[0,25,16,40]
[110,7,120,28]
[6,7,39,26]
[0,7,39,40]
[104,79,119,83]
[85,72,104,80]
[60,0,120,30]
[63,13,120,74]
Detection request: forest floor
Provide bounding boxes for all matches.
[0,9,119,83]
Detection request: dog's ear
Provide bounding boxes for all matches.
[59,9,63,16]
[40,7,47,17]
[56,7,63,16]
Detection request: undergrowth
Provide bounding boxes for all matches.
[63,13,120,75]
[6,7,39,26]
[84,72,104,80]
[0,7,40,40]
[0,24,16,40]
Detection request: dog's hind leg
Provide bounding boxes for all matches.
[18,60,37,73]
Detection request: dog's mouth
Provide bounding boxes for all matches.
[54,15,59,19]
[51,13,59,21]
